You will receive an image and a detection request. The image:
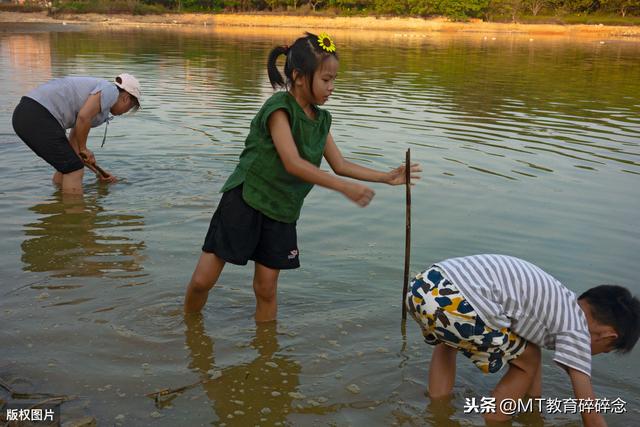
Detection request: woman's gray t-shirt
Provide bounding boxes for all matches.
[26,76,119,129]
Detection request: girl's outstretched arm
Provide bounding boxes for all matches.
[323,133,422,185]
[269,110,374,207]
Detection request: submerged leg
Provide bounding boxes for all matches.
[184,252,226,313]
[253,262,280,322]
[428,343,458,399]
[52,171,63,186]
[527,357,542,398]
[61,169,84,195]
[486,343,541,422]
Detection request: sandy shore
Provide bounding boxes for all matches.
[1,11,640,39]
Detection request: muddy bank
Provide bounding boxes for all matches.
[1,11,640,39]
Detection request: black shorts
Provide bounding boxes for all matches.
[202,185,300,270]
[12,96,84,174]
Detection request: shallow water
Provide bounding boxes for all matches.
[1,23,639,426]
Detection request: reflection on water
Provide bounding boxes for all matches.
[0,32,52,96]
[184,317,302,425]
[423,397,462,427]
[21,188,146,279]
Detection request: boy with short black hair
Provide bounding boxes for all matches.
[406,254,640,427]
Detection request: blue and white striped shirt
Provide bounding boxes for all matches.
[436,254,592,376]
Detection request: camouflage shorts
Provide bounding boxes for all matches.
[405,265,527,373]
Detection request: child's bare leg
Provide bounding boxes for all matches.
[253,263,279,322]
[52,171,63,186]
[61,169,84,194]
[526,357,542,397]
[485,343,541,423]
[184,252,226,313]
[428,343,458,399]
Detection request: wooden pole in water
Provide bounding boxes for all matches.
[79,152,109,179]
[402,148,411,321]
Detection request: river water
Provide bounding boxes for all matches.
[1,23,639,426]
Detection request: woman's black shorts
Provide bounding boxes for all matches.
[12,96,84,174]
[202,185,300,270]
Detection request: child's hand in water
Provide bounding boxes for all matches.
[342,182,375,207]
[98,170,118,183]
[386,162,422,186]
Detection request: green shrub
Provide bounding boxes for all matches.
[51,0,170,14]
[0,2,47,12]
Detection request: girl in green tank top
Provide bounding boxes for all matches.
[184,32,422,322]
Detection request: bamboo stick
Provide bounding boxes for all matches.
[79,152,109,179]
[402,149,411,321]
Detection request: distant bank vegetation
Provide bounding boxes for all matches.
[2,0,639,23]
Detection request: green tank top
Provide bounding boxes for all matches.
[220,91,332,223]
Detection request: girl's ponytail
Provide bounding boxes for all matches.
[267,33,337,93]
[267,45,289,89]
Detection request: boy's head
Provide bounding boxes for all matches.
[578,285,640,355]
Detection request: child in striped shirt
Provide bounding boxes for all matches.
[406,254,639,427]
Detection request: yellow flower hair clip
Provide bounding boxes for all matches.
[317,33,336,53]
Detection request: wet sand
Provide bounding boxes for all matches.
[1,11,640,40]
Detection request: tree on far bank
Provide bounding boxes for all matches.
[526,0,547,14]
[309,0,323,11]
[490,0,525,20]
[41,0,640,18]
[600,0,640,15]
[374,0,408,14]
[431,0,491,19]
